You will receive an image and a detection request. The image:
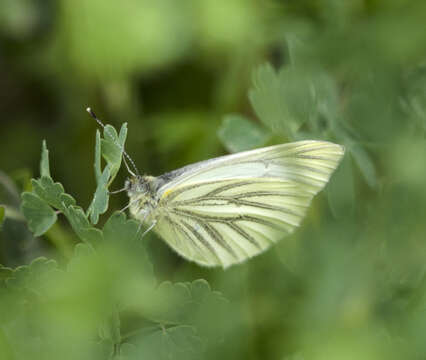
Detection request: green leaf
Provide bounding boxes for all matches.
[249,63,339,139]
[94,129,102,182]
[122,325,204,360]
[102,212,154,281]
[40,140,51,178]
[103,211,140,244]
[327,155,355,218]
[63,205,103,246]
[87,130,109,224]
[0,258,60,325]
[5,257,59,293]
[31,177,76,212]
[66,243,96,273]
[99,310,121,346]
[0,206,5,230]
[0,264,13,285]
[249,63,290,136]
[101,123,128,184]
[145,279,229,343]
[218,114,271,153]
[87,124,128,224]
[349,143,378,189]
[404,65,426,133]
[21,192,57,236]
[310,72,339,128]
[87,165,111,224]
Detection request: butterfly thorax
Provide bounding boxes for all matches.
[125,175,162,223]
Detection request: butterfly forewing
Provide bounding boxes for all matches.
[149,140,344,268]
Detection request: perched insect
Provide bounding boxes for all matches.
[88,109,344,268]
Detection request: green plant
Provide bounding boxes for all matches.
[2,54,426,358]
[0,118,232,360]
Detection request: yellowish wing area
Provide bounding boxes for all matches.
[154,141,344,268]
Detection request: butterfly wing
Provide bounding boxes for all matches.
[153,140,344,268]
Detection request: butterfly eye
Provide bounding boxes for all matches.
[124,179,130,190]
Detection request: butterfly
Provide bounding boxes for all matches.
[87,109,344,268]
[126,141,344,268]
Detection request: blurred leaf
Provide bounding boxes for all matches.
[0,257,59,326]
[5,257,59,292]
[249,63,291,137]
[145,279,229,346]
[218,114,270,153]
[0,264,13,284]
[311,71,339,127]
[403,65,426,134]
[0,205,5,230]
[40,140,50,178]
[21,192,57,236]
[0,170,21,206]
[66,243,96,273]
[327,154,355,218]
[103,211,140,244]
[122,325,204,360]
[102,212,154,282]
[249,63,339,139]
[99,311,121,348]
[0,327,14,360]
[59,1,191,77]
[349,143,378,189]
[197,0,258,51]
[345,71,404,143]
[151,111,221,169]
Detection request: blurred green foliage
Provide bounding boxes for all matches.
[1,0,426,359]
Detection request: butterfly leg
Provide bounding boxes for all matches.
[119,197,140,213]
[141,220,157,238]
[135,211,149,235]
[108,187,127,195]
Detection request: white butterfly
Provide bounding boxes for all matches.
[87,107,344,268]
[124,140,344,268]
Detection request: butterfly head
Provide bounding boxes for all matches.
[125,175,159,221]
[125,175,157,197]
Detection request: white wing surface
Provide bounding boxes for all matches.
[153,141,344,268]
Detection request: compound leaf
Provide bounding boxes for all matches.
[63,205,103,246]
[31,177,76,212]
[102,211,154,283]
[21,192,57,236]
[122,325,204,360]
[218,114,271,153]
[145,279,229,345]
[101,123,128,185]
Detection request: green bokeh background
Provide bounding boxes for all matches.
[1,0,426,359]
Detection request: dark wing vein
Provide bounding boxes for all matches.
[226,222,264,249]
[197,221,239,260]
[178,219,221,264]
[174,196,305,217]
[170,208,290,234]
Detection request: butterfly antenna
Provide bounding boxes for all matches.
[123,151,140,176]
[86,107,140,177]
